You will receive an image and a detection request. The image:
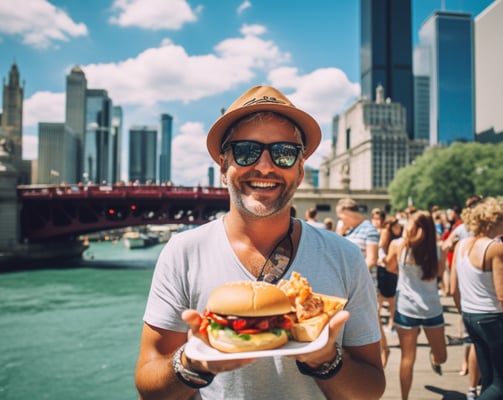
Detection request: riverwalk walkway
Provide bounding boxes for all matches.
[381,295,475,400]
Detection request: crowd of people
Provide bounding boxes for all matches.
[323,196,502,400]
[134,84,501,400]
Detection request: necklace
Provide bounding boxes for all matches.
[257,218,295,283]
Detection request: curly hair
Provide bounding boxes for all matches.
[465,197,503,236]
[460,194,484,224]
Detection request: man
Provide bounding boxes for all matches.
[135,86,385,399]
[305,207,326,229]
[336,198,379,270]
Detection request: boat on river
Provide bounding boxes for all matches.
[122,231,158,249]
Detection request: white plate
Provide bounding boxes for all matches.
[184,325,329,361]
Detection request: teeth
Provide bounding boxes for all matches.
[249,181,277,188]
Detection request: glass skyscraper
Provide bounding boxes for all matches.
[419,11,474,145]
[129,126,157,184]
[159,113,172,183]
[360,0,414,138]
[112,106,123,183]
[84,89,113,184]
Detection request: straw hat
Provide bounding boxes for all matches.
[206,85,321,163]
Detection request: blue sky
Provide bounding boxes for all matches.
[0,0,495,185]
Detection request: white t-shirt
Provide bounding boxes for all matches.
[144,217,380,400]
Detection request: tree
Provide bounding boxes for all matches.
[388,142,503,211]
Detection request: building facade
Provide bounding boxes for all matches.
[38,122,78,184]
[474,0,503,143]
[419,11,475,145]
[319,86,427,191]
[129,126,157,183]
[360,0,414,138]
[112,106,123,182]
[65,66,87,179]
[84,89,114,184]
[159,113,172,183]
[1,63,23,166]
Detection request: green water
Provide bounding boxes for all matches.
[0,241,164,400]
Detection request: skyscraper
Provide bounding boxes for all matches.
[84,89,113,184]
[159,113,172,183]
[475,0,503,142]
[360,0,414,138]
[320,85,426,191]
[37,122,78,184]
[112,106,123,182]
[1,63,23,162]
[413,46,431,141]
[419,11,474,145]
[65,66,87,179]
[129,126,157,183]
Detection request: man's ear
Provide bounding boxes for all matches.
[219,154,227,185]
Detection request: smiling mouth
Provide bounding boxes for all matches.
[247,181,279,190]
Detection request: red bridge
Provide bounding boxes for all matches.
[18,184,230,241]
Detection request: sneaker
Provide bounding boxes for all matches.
[466,388,478,400]
[430,351,442,376]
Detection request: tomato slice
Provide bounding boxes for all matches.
[276,317,292,330]
[255,319,270,330]
[199,318,210,335]
[231,319,248,331]
[208,312,229,326]
[236,328,261,335]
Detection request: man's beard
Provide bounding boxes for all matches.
[225,171,297,218]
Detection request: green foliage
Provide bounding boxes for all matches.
[388,142,503,211]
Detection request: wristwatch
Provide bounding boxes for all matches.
[296,342,344,380]
[173,344,215,388]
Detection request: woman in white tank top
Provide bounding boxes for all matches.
[451,197,503,399]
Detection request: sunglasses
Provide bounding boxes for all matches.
[223,140,303,169]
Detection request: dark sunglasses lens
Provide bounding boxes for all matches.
[270,143,299,168]
[231,141,300,168]
[232,142,262,166]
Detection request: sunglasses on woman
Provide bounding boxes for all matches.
[222,140,303,169]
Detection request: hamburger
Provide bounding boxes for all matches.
[199,281,293,353]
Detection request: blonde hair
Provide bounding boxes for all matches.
[336,198,359,213]
[465,197,503,235]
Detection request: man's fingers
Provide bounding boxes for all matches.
[182,309,202,332]
[329,310,350,336]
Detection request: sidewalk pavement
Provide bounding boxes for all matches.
[381,295,474,400]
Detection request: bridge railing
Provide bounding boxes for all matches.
[17,183,230,199]
[18,184,230,241]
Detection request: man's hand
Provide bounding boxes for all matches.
[181,309,254,374]
[293,310,350,368]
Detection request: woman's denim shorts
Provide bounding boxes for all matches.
[394,309,445,329]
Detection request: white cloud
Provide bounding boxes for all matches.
[237,1,252,15]
[171,122,215,185]
[21,91,65,161]
[81,24,289,106]
[267,67,360,125]
[23,91,65,127]
[0,0,88,49]
[109,0,199,30]
[305,138,332,171]
[22,133,38,160]
[18,20,360,185]
[240,23,266,36]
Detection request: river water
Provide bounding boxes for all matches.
[0,240,165,400]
